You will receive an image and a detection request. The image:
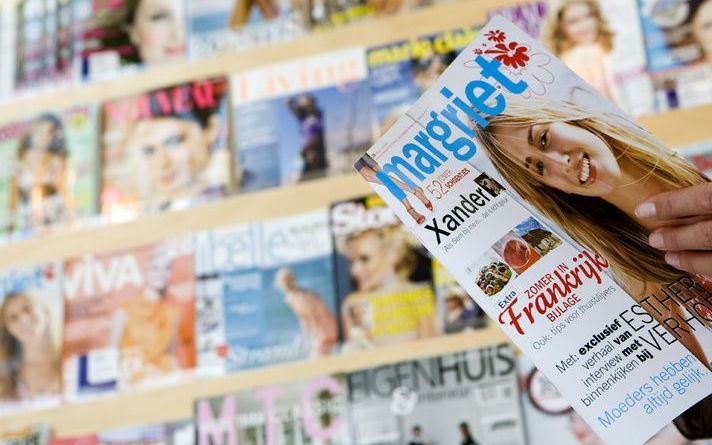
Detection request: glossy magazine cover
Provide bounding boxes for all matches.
[75,0,186,81]
[98,424,165,445]
[194,222,260,376]
[489,0,655,116]
[0,6,17,100]
[0,263,62,413]
[347,344,527,444]
[195,375,352,445]
[355,16,712,444]
[231,47,372,191]
[100,78,231,222]
[16,0,47,90]
[0,105,100,239]
[367,27,479,138]
[330,194,438,351]
[62,238,196,399]
[638,0,712,110]
[187,0,307,58]
[228,211,336,371]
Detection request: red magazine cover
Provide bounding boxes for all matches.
[62,237,196,399]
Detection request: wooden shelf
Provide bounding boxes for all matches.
[0,327,509,436]
[0,0,524,122]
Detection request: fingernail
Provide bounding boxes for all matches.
[649,231,664,248]
[636,202,656,219]
[665,252,680,268]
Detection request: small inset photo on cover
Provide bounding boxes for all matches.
[513,217,563,258]
[493,231,542,275]
[473,250,516,297]
[474,172,506,197]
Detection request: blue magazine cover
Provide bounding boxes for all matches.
[224,209,338,371]
[637,0,712,109]
[194,223,260,376]
[231,47,373,192]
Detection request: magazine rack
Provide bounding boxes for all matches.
[0,0,711,437]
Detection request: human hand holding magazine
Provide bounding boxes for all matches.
[354,16,712,445]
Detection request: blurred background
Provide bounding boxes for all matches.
[0,0,711,443]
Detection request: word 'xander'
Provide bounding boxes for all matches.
[375,56,527,202]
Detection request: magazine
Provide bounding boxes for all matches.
[367,27,480,137]
[432,259,487,333]
[678,141,712,178]
[0,104,100,238]
[330,194,439,352]
[0,424,50,445]
[638,0,712,110]
[231,47,372,191]
[62,238,196,399]
[0,263,62,413]
[194,223,260,376]
[489,0,655,116]
[194,375,352,445]
[517,356,712,444]
[236,211,338,371]
[100,77,231,222]
[186,0,307,58]
[75,0,186,81]
[355,16,712,444]
[348,344,527,444]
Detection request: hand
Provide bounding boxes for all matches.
[635,183,712,276]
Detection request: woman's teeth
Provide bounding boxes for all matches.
[579,155,590,184]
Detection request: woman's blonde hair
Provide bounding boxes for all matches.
[475,96,708,285]
[344,228,418,278]
[543,0,614,55]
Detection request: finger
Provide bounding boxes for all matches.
[635,183,712,220]
[665,251,712,276]
[649,220,712,251]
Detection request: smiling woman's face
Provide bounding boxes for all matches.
[492,121,621,197]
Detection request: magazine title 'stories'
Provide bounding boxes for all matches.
[355,16,712,445]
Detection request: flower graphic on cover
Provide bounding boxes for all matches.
[486,29,507,43]
[485,41,530,69]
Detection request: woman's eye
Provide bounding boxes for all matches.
[539,130,548,151]
[142,145,155,156]
[165,134,185,147]
[150,11,170,21]
[536,161,545,175]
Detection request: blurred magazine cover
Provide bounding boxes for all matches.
[62,238,196,399]
[638,0,712,110]
[0,263,62,413]
[347,344,527,444]
[330,194,439,351]
[0,105,99,240]
[75,0,186,82]
[100,78,231,222]
[231,47,372,191]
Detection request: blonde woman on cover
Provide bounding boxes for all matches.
[474,95,712,367]
[542,0,617,101]
[0,293,61,401]
[691,0,712,65]
[340,228,438,346]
